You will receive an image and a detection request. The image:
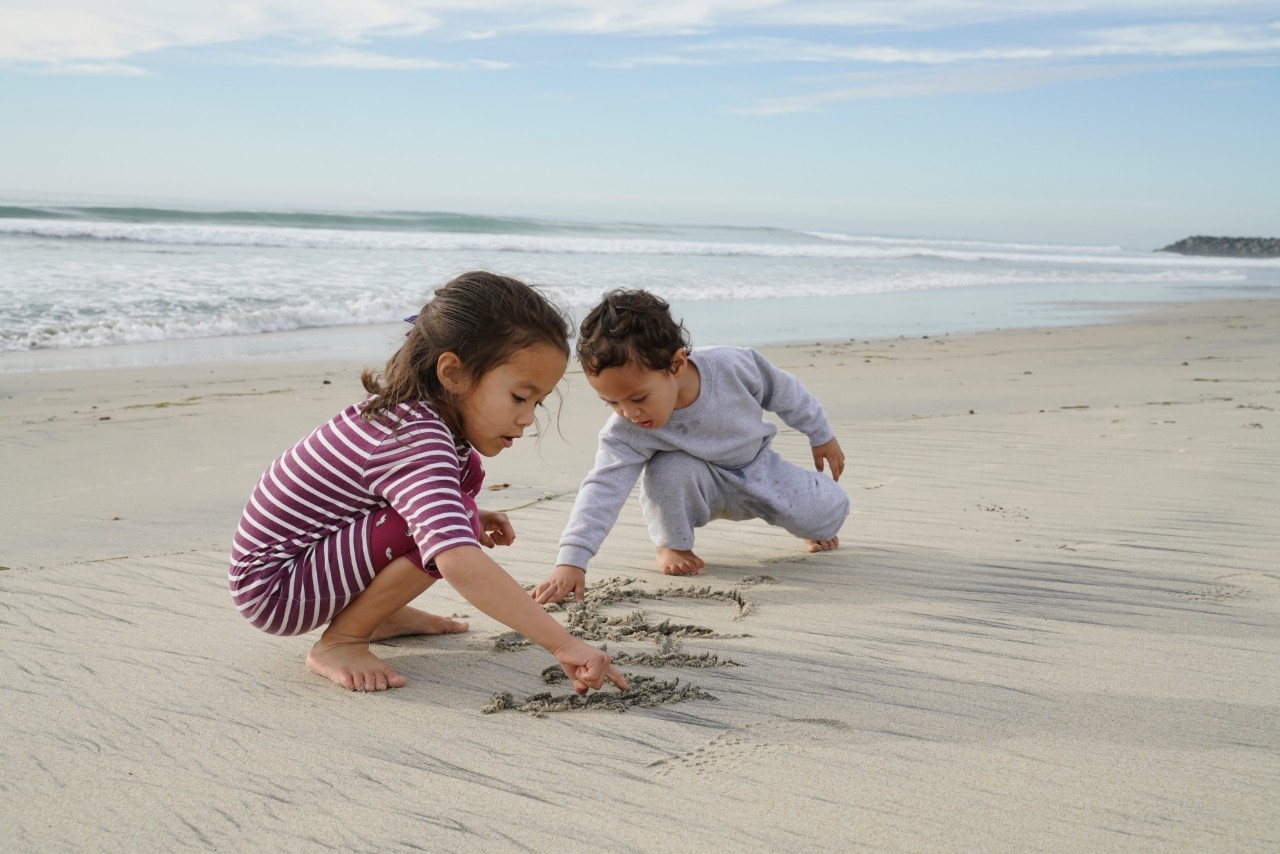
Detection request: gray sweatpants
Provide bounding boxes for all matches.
[638,446,849,550]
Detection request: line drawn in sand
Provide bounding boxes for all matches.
[484,576,777,714]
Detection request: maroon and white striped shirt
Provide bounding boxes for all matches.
[228,397,483,635]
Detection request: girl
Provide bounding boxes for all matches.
[229,271,627,695]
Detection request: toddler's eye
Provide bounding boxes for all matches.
[512,394,528,404]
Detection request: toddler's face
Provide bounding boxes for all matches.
[456,342,566,456]
[587,354,686,430]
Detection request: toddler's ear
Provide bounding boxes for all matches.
[670,350,688,375]
[436,352,469,393]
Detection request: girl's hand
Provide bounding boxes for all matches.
[553,638,628,695]
[812,437,845,482]
[477,510,515,548]
[532,564,586,605]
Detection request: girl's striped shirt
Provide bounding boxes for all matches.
[228,398,482,635]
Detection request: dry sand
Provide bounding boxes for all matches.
[2,298,1278,852]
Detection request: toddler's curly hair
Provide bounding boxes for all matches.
[576,289,691,376]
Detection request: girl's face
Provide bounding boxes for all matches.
[448,342,567,457]
[587,350,692,430]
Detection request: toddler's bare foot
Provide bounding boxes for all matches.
[371,605,469,642]
[657,547,705,576]
[804,536,840,553]
[306,634,406,692]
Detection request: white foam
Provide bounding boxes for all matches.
[5,217,1273,268]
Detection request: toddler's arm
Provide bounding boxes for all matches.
[533,564,586,605]
[436,546,626,694]
[744,348,836,445]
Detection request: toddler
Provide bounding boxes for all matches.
[535,289,848,604]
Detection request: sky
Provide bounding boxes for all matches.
[1,1,1277,247]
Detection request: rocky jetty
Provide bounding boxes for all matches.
[1158,236,1280,258]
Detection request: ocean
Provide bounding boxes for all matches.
[2,200,1277,371]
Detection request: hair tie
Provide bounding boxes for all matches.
[403,315,417,324]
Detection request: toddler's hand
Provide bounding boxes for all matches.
[532,564,586,605]
[553,639,628,695]
[812,437,845,482]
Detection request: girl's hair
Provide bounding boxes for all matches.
[576,289,691,376]
[361,271,571,434]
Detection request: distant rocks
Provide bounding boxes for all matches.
[1158,236,1280,258]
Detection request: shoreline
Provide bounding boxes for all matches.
[2,295,1278,850]
[4,279,1272,374]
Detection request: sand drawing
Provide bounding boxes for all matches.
[483,576,768,714]
[482,674,718,716]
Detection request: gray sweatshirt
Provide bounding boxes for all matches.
[556,345,835,570]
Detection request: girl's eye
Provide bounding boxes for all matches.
[512,395,528,404]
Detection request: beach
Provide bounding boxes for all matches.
[2,296,1278,851]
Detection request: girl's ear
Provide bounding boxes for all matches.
[436,351,470,394]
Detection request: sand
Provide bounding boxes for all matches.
[2,298,1278,852]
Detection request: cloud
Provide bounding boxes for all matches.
[2,0,1277,83]
[733,63,1147,113]
[35,61,150,76]
[617,22,1280,68]
[1083,22,1280,57]
[267,48,512,70]
[615,37,1060,67]
[736,55,1278,113]
[0,0,441,68]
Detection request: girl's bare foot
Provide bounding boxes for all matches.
[306,610,468,691]
[306,634,406,692]
[370,605,469,642]
[804,536,840,553]
[656,547,705,576]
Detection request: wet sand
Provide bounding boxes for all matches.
[2,298,1278,851]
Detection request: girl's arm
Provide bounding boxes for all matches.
[435,545,627,694]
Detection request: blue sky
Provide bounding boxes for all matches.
[1,1,1277,246]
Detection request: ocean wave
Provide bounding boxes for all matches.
[801,230,1124,254]
[3,201,1274,356]
[0,203,799,242]
[1,266,1250,353]
[4,216,1270,268]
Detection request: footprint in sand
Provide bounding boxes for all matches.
[1177,583,1250,602]
[1176,573,1280,603]
[648,717,849,778]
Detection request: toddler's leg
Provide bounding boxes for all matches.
[640,452,738,575]
[748,449,850,551]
